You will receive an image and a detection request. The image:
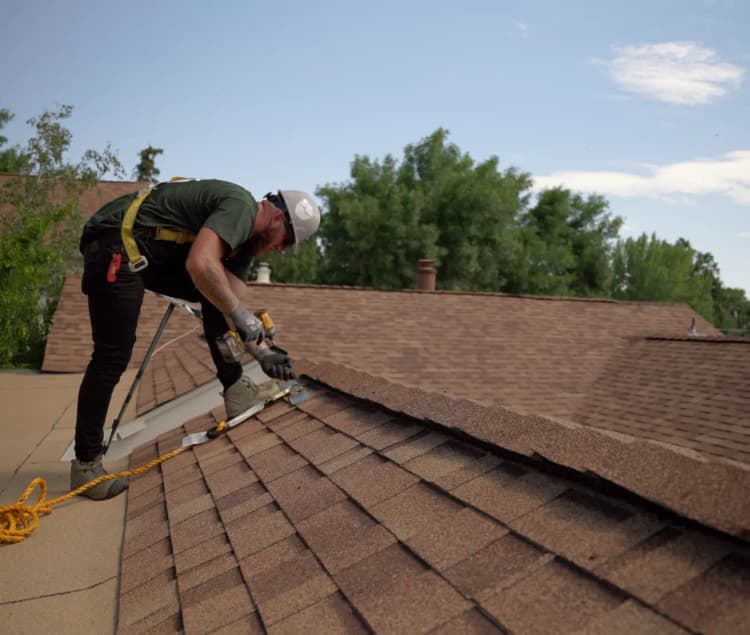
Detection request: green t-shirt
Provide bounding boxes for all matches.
[84,179,258,280]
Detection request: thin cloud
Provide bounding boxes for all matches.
[534,150,750,206]
[513,22,529,38]
[603,41,744,104]
[739,231,750,239]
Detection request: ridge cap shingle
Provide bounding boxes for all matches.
[295,359,750,542]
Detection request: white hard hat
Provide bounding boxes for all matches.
[277,190,321,245]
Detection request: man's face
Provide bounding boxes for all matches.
[255,207,294,256]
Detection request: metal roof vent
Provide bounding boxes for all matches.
[256,262,271,284]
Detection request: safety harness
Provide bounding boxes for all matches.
[121,177,196,272]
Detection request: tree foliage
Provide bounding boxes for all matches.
[512,188,622,296]
[134,145,163,184]
[258,237,322,285]
[610,234,714,319]
[0,105,122,367]
[317,129,530,290]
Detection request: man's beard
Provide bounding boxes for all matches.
[246,230,270,256]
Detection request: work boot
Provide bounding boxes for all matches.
[70,453,128,500]
[223,376,280,418]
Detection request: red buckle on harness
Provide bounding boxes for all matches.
[107,253,122,283]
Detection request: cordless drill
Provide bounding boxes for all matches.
[216,308,276,363]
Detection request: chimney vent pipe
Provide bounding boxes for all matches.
[417,259,436,291]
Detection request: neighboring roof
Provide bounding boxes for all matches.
[44,278,750,467]
[0,172,144,218]
[118,363,750,634]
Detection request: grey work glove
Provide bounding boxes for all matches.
[230,305,264,345]
[255,347,294,380]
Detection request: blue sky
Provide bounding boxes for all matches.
[2,0,748,294]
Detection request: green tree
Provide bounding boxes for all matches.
[0,105,122,367]
[259,238,322,284]
[317,129,531,290]
[611,233,714,319]
[512,188,622,296]
[0,109,31,173]
[134,145,163,184]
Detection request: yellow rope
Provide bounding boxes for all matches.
[0,447,187,544]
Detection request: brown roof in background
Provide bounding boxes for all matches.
[45,278,750,467]
[0,172,144,217]
[118,368,750,634]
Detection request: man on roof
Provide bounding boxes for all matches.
[73,178,321,499]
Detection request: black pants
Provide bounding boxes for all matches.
[74,234,242,461]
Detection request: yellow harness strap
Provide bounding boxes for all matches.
[120,178,196,272]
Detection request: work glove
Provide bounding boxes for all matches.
[255,347,295,380]
[230,305,264,345]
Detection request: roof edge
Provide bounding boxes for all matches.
[246,280,710,309]
[296,359,750,542]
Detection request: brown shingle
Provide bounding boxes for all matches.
[225,507,296,559]
[369,482,464,540]
[296,392,353,419]
[249,549,335,625]
[429,609,503,634]
[597,526,733,604]
[257,399,294,423]
[170,508,225,554]
[119,570,179,628]
[656,552,750,634]
[180,569,255,635]
[274,413,325,441]
[265,465,347,522]
[480,559,625,634]
[352,570,471,634]
[322,404,395,437]
[443,533,549,599]
[286,426,359,465]
[382,430,449,464]
[204,459,260,499]
[356,417,425,450]
[406,507,506,571]
[120,538,174,594]
[453,464,569,523]
[168,492,215,525]
[510,488,665,569]
[574,599,689,635]
[116,365,750,634]
[329,453,419,506]
[245,443,308,482]
[264,409,310,433]
[234,430,283,458]
[178,551,238,593]
[164,476,209,508]
[120,606,182,635]
[210,613,265,634]
[215,482,274,524]
[333,543,427,599]
[266,592,366,635]
[174,533,233,575]
[296,500,396,573]
[318,444,374,475]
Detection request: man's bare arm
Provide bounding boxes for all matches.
[185,227,240,315]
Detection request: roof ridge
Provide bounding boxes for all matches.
[646,335,750,344]
[295,359,750,542]
[244,280,696,307]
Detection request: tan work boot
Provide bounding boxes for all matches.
[70,454,128,500]
[223,376,280,418]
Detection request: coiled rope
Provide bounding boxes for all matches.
[0,446,187,544]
